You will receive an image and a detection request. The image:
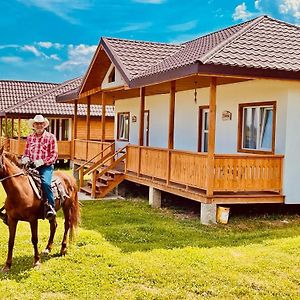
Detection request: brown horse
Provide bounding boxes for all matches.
[0,147,80,272]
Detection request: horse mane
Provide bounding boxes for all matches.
[3,151,21,168]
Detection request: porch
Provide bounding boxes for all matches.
[125,145,284,204]
[8,138,72,159]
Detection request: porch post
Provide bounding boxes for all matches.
[168,81,176,149]
[86,96,91,161]
[72,100,78,161]
[202,77,217,225]
[138,87,145,146]
[101,92,106,143]
[149,186,161,208]
[4,114,8,150]
[11,117,14,138]
[17,114,21,156]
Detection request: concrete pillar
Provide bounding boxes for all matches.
[200,203,217,225]
[149,186,161,208]
[72,163,80,181]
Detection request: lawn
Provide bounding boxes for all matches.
[0,181,299,299]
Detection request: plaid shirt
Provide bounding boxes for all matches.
[24,130,58,166]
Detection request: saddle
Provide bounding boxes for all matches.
[27,168,69,205]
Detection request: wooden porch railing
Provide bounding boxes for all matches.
[9,138,72,159]
[74,139,114,162]
[126,145,284,194]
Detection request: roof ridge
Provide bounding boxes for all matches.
[105,36,179,46]
[201,15,266,64]
[0,79,58,85]
[266,15,300,30]
[5,77,82,113]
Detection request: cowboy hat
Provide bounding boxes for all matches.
[28,115,49,129]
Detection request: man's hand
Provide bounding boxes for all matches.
[21,156,30,165]
[34,159,44,168]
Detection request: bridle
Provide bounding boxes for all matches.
[0,153,25,182]
[0,171,25,183]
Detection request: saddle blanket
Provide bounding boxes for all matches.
[27,168,69,205]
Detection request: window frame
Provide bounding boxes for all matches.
[237,101,276,154]
[198,105,209,152]
[117,112,130,141]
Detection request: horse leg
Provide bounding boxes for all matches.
[42,218,57,255]
[60,209,70,256]
[30,219,40,268]
[2,219,18,272]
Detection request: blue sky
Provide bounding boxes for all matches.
[0,0,299,83]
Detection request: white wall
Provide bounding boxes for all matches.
[101,63,124,89]
[282,86,300,204]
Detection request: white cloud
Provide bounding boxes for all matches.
[132,0,165,3]
[117,22,152,33]
[17,0,93,24]
[21,45,45,57]
[37,41,63,49]
[279,0,300,18]
[55,44,97,71]
[168,20,198,32]
[50,54,60,61]
[232,3,253,20]
[0,44,19,50]
[254,0,262,10]
[0,56,23,63]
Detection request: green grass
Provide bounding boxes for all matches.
[0,181,300,299]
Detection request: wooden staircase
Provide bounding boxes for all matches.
[77,143,126,198]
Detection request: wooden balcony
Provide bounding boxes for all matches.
[125,145,284,204]
[9,138,72,159]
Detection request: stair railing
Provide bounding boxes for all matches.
[77,142,115,188]
[89,145,127,198]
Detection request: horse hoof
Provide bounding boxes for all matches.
[42,249,50,256]
[2,266,10,273]
[60,249,67,256]
[33,261,41,269]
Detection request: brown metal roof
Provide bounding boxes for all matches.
[101,16,300,88]
[0,80,57,111]
[102,37,183,81]
[4,77,114,117]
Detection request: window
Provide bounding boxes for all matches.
[117,112,130,141]
[238,102,276,153]
[49,118,70,141]
[108,67,115,83]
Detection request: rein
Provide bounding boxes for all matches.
[0,171,25,183]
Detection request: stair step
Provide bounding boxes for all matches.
[80,186,100,195]
[107,170,124,176]
[100,175,114,181]
[87,181,108,188]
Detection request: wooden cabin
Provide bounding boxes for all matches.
[0,78,114,162]
[57,16,300,224]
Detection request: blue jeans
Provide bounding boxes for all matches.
[38,165,54,208]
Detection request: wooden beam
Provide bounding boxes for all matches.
[206,77,217,197]
[11,117,14,138]
[72,100,78,160]
[86,96,91,161]
[17,115,21,155]
[138,87,145,146]
[101,92,106,142]
[168,81,176,149]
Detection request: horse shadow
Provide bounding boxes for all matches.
[0,252,61,282]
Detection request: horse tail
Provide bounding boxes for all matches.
[69,177,80,242]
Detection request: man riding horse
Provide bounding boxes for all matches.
[21,114,57,220]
